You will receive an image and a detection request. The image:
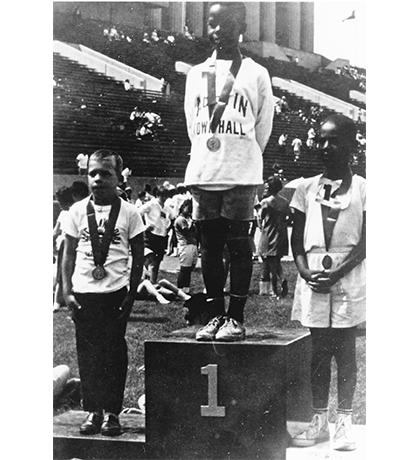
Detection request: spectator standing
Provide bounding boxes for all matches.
[289,115,366,451]
[184,2,274,341]
[62,149,145,437]
[138,185,175,284]
[53,186,75,312]
[76,153,88,175]
[121,166,132,189]
[257,176,290,298]
[175,199,198,294]
[306,126,317,149]
[292,136,302,162]
[278,133,288,155]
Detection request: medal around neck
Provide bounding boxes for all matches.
[207,135,221,152]
[92,265,107,280]
[322,255,332,270]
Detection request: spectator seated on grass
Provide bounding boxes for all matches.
[136,278,191,304]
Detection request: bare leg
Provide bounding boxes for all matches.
[138,279,170,304]
[158,279,191,300]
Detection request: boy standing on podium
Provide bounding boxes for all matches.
[290,115,366,451]
[184,2,274,341]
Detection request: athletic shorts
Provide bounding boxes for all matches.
[144,231,167,259]
[178,244,198,267]
[190,185,257,221]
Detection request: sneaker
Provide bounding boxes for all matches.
[215,317,246,342]
[195,316,225,341]
[332,413,356,451]
[291,412,330,447]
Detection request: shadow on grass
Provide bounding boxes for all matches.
[128,316,171,324]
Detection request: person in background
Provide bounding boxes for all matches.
[76,153,88,175]
[53,186,75,312]
[292,136,302,162]
[175,199,198,295]
[136,278,190,305]
[257,176,290,299]
[71,181,89,203]
[138,185,175,284]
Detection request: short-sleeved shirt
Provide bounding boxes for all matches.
[138,198,174,237]
[175,215,198,246]
[290,174,366,328]
[258,194,289,257]
[64,196,145,294]
[76,154,88,169]
[291,138,302,152]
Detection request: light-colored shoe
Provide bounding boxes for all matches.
[196,316,225,341]
[291,412,330,447]
[332,412,356,451]
[215,317,246,342]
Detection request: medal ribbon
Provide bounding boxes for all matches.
[207,49,242,133]
[87,196,121,268]
[321,175,352,252]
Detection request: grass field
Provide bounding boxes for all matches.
[53,258,366,425]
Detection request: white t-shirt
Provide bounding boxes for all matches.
[64,197,145,294]
[76,153,88,169]
[138,197,174,237]
[292,138,302,152]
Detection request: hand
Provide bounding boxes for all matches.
[116,293,135,321]
[304,269,340,294]
[64,294,81,318]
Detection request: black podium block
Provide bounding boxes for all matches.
[145,327,311,460]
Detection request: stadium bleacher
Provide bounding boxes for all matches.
[53,11,366,182]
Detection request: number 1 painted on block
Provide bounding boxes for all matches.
[200,364,226,417]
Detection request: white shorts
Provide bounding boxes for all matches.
[178,244,198,267]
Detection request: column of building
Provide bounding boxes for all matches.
[244,2,260,42]
[260,2,276,43]
[300,2,314,53]
[168,2,186,35]
[186,2,204,38]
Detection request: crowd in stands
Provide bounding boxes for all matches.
[336,65,366,93]
[53,8,365,105]
[129,107,163,140]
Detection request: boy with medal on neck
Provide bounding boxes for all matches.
[62,149,145,437]
[289,115,366,451]
[183,2,274,341]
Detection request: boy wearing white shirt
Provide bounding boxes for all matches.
[184,2,274,342]
[62,150,145,437]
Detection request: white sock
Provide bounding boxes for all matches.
[156,294,170,304]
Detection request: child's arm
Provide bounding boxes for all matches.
[62,234,81,313]
[53,220,61,255]
[320,211,366,289]
[255,70,274,152]
[118,233,145,318]
[291,209,325,290]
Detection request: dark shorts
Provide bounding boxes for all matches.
[144,231,167,260]
[190,185,257,221]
